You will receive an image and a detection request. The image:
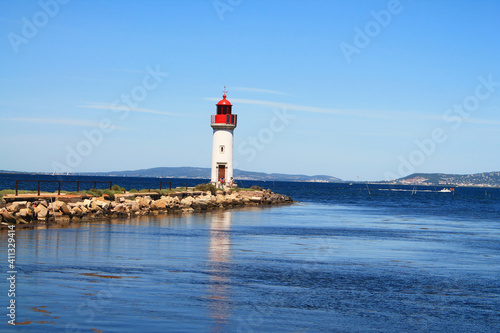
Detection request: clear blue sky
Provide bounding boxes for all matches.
[1,0,499,181]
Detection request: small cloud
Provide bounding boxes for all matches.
[231,87,290,96]
[78,102,185,117]
[104,68,150,74]
[461,117,500,126]
[204,97,500,126]
[350,131,415,137]
[203,97,387,118]
[0,117,130,130]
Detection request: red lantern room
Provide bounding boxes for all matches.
[211,91,237,126]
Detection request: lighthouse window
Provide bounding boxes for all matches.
[217,105,231,115]
[220,145,225,153]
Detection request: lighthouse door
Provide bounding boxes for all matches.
[218,165,226,182]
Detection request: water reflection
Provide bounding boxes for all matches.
[207,210,232,332]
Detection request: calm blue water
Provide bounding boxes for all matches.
[1,174,499,332]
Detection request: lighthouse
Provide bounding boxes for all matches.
[210,89,237,186]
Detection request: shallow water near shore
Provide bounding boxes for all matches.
[1,178,500,332]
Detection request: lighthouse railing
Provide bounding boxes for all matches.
[211,114,237,125]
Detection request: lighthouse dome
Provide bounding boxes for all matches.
[216,94,232,106]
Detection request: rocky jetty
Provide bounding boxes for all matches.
[0,190,293,226]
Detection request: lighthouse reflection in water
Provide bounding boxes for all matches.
[207,210,233,332]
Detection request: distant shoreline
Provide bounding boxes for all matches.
[1,169,499,187]
[365,182,500,189]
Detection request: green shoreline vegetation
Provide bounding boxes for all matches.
[0,183,265,202]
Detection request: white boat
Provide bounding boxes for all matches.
[439,188,452,193]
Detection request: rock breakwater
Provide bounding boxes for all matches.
[0,190,293,226]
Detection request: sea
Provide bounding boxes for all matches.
[1,174,499,332]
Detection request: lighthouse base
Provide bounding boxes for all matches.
[211,128,234,186]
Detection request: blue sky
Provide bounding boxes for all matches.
[1,0,499,181]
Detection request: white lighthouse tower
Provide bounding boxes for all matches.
[211,89,237,186]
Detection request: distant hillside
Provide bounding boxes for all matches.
[86,167,209,179]
[390,171,500,187]
[0,170,29,174]
[233,170,341,182]
[80,167,342,183]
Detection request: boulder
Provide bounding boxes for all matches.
[160,196,180,207]
[226,194,239,203]
[34,204,43,214]
[131,202,140,211]
[36,205,48,219]
[180,196,194,207]
[1,211,16,223]
[17,208,31,218]
[153,200,167,210]
[138,197,151,208]
[55,201,71,214]
[7,202,24,213]
[71,207,83,215]
[113,204,126,212]
[95,200,110,210]
[195,197,211,206]
[19,201,28,207]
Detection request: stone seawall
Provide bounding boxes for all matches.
[0,190,293,226]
